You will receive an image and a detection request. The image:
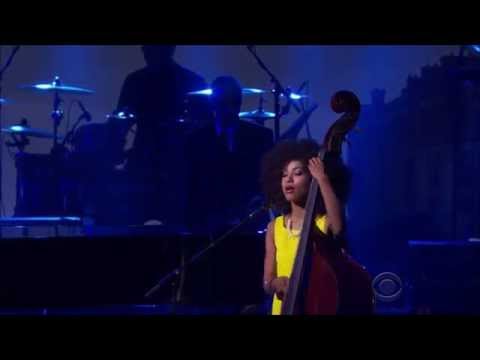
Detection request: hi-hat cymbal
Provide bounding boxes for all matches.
[20,77,94,95]
[239,109,276,120]
[1,125,62,140]
[188,88,266,96]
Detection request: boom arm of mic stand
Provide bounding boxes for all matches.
[0,46,20,75]
[144,205,268,299]
[247,47,288,141]
[247,47,285,94]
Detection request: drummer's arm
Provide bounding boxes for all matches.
[117,74,139,121]
[117,75,131,109]
[113,75,139,153]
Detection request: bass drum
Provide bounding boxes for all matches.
[70,121,126,165]
[14,152,65,216]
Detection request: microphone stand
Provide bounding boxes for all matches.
[247,46,289,142]
[144,205,268,313]
[0,46,21,220]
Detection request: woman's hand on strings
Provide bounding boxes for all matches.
[272,276,289,300]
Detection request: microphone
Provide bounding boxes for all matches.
[78,101,92,122]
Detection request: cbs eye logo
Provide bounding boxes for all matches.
[372,272,403,302]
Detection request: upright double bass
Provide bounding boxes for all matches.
[281,90,374,315]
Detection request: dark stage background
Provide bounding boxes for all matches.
[2,45,478,314]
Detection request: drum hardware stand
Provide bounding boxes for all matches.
[50,77,65,151]
[0,46,20,220]
[44,77,77,217]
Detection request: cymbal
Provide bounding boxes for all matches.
[20,80,94,95]
[188,88,266,96]
[283,93,308,100]
[0,98,14,105]
[278,92,309,100]
[1,125,62,139]
[242,88,266,95]
[239,109,276,120]
[106,111,136,121]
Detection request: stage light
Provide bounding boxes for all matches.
[459,45,480,58]
[471,45,480,54]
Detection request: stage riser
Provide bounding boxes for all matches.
[0,234,265,308]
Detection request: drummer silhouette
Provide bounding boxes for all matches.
[113,45,211,226]
[117,45,209,165]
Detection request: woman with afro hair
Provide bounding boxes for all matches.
[260,139,373,315]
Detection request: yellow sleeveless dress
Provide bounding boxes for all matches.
[271,214,327,315]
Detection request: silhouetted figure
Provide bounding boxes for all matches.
[115,45,211,226]
[186,76,274,234]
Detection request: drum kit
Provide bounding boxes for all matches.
[2,79,308,141]
[1,75,311,220]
